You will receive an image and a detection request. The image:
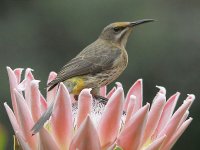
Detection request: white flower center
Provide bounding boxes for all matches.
[72,99,126,130]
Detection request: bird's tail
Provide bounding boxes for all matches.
[31,101,54,135]
[47,79,59,91]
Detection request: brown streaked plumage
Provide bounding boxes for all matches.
[31,19,155,135]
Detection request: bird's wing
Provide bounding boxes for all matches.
[47,47,121,90]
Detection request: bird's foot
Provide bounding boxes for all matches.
[93,95,108,105]
[123,111,126,115]
[74,95,79,101]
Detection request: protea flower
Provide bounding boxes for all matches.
[4,67,194,150]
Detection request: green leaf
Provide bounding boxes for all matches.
[114,146,123,150]
[0,125,7,150]
[13,136,23,150]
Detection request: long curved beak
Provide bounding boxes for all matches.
[129,19,155,27]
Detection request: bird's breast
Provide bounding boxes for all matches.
[113,48,128,71]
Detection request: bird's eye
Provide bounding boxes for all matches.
[113,27,121,33]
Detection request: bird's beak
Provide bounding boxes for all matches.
[129,19,155,27]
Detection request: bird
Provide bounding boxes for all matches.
[31,19,154,135]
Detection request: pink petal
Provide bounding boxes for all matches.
[14,68,23,84]
[124,79,143,113]
[106,87,116,99]
[24,68,35,109]
[116,82,123,88]
[30,80,42,122]
[98,87,124,148]
[39,128,59,150]
[156,85,166,95]
[14,89,37,149]
[51,83,73,150]
[4,103,20,134]
[145,135,166,150]
[117,104,149,150]
[25,68,34,80]
[76,89,93,128]
[7,67,19,121]
[100,86,107,97]
[69,116,101,150]
[185,94,195,109]
[153,92,180,138]
[40,94,48,113]
[125,95,136,125]
[47,71,57,82]
[46,72,57,105]
[162,118,193,150]
[143,91,166,143]
[158,97,194,148]
[17,78,27,92]
[177,111,189,129]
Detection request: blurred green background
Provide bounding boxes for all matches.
[0,0,199,149]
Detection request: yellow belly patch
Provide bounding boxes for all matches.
[66,77,85,95]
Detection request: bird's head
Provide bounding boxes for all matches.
[99,19,155,48]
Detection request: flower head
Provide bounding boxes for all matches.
[5,67,194,150]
